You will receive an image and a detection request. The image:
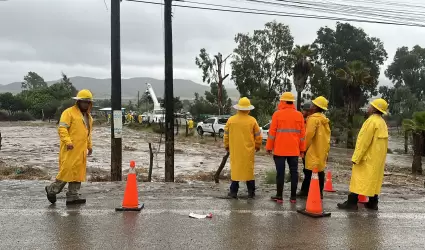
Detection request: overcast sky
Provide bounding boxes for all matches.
[1,0,425,87]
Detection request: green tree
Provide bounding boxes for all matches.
[21,72,47,90]
[48,73,77,101]
[308,63,331,98]
[292,44,314,110]
[231,21,293,117]
[195,49,231,115]
[174,97,183,112]
[313,22,387,108]
[0,92,16,115]
[385,46,425,100]
[43,99,61,122]
[189,92,217,120]
[204,82,232,114]
[335,60,373,148]
[403,111,425,175]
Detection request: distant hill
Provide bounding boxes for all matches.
[0,77,240,100]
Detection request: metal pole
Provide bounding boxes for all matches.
[164,0,174,182]
[111,0,122,181]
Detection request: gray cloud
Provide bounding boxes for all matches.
[0,0,424,87]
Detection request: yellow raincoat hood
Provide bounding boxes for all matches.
[305,112,331,171]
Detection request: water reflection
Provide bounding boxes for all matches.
[223,200,258,250]
[49,209,93,249]
[346,212,382,249]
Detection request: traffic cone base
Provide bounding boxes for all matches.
[298,168,331,219]
[297,209,331,218]
[324,171,336,192]
[115,203,144,211]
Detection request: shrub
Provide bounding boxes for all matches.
[10,112,35,121]
[264,169,276,184]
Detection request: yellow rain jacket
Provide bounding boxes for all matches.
[224,112,262,181]
[188,120,194,129]
[305,112,331,171]
[57,105,93,182]
[349,114,388,196]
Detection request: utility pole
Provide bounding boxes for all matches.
[164,0,174,182]
[137,91,140,109]
[111,0,122,181]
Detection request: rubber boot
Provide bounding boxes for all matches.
[247,181,255,199]
[364,195,379,210]
[66,198,86,205]
[337,193,358,210]
[271,182,283,201]
[45,186,57,204]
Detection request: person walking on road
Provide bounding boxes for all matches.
[45,89,94,205]
[298,96,331,198]
[337,98,389,211]
[224,97,262,199]
[266,92,306,203]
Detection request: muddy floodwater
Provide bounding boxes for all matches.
[0,122,421,186]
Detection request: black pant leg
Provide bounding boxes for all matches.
[301,168,312,193]
[318,171,325,195]
[287,156,299,198]
[273,156,286,196]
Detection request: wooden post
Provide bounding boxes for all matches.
[148,143,154,182]
[214,151,230,183]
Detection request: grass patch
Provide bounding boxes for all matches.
[264,169,276,184]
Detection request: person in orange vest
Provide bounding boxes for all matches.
[338,98,389,210]
[298,96,331,198]
[224,97,262,199]
[266,92,306,203]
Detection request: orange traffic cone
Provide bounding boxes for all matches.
[323,171,336,192]
[297,168,331,218]
[358,194,368,204]
[115,161,144,211]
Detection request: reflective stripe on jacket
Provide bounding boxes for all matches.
[266,102,306,156]
[224,111,262,181]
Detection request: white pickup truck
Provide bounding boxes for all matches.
[196,116,229,138]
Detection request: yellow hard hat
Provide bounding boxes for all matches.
[311,96,329,111]
[370,98,388,114]
[73,89,93,101]
[233,97,254,110]
[280,92,295,102]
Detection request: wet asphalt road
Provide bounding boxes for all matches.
[1,181,425,249]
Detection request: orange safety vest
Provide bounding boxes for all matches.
[266,102,306,156]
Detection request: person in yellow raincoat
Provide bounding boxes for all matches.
[45,89,94,205]
[298,96,331,198]
[224,97,262,199]
[187,118,194,134]
[338,98,389,211]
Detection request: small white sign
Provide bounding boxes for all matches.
[113,110,122,138]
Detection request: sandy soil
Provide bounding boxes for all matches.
[0,121,423,188]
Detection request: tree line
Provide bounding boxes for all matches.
[195,21,425,151]
[0,72,78,122]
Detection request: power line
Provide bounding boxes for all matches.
[190,0,425,24]
[249,0,425,22]
[125,0,425,28]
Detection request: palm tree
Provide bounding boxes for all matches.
[335,60,373,149]
[292,45,314,110]
[403,111,425,175]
